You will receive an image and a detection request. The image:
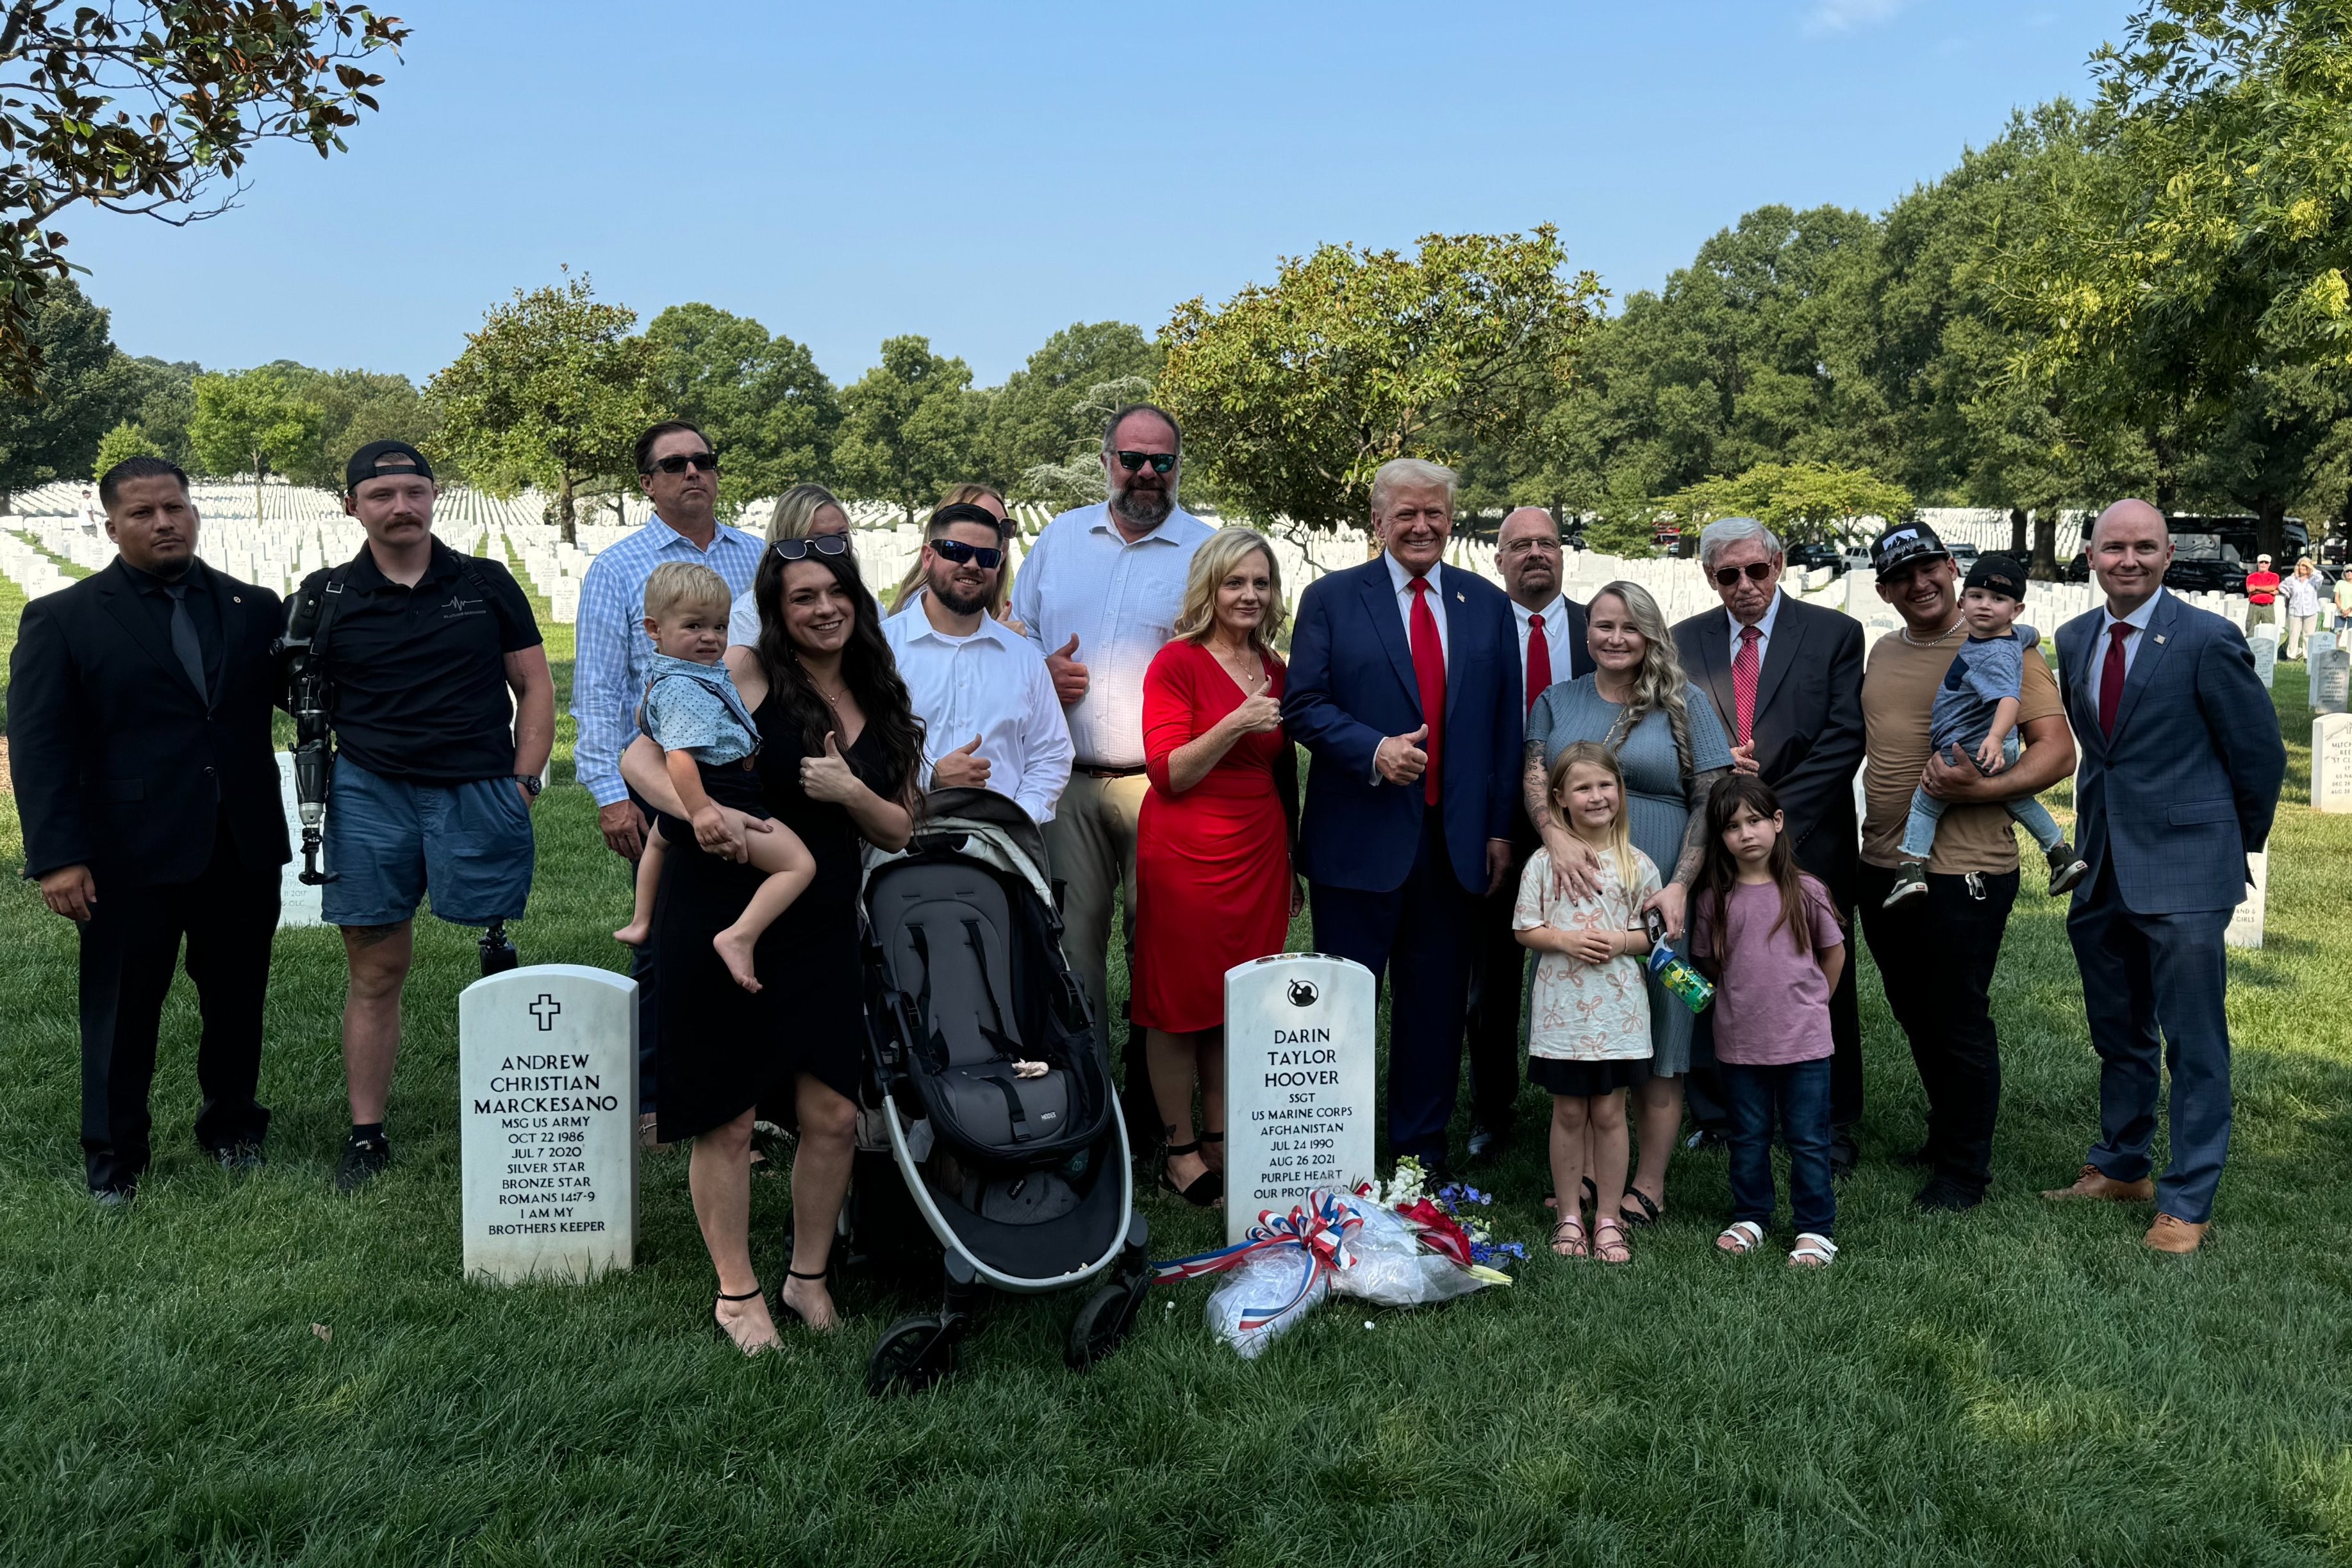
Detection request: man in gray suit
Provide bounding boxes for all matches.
[2041,499,2285,1253]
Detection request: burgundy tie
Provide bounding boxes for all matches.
[2098,620,2132,739]
[1408,576,1446,805]
[1732,624,1762,747]
[1524,611,1551,714]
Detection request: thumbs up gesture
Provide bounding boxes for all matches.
[932,733,993,789]
[1047,632,1089,704]
[1376,723,1430,785]
[800,728,859,803]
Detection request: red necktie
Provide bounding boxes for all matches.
[2098,620,2132,738]
[1524,610,1551,714]
[1408,576,1446,805]
[1732,624,1762,747]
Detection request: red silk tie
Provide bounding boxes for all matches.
[2098,619,2132,739]
[1408,575,1446,805]
[1732,623,1762,747]
[1525,611,1551,714]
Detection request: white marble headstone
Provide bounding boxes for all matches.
[460,964,639,1283]
[274,752,324,928]
[2313,713,2352,815]
[2317,647,2351,715]
[2250,625,2279,689]
[2310,631,2337,706]
[2224,845,2267,950]
[1223,953,1376,1245]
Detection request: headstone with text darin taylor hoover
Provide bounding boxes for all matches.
[460,964,638,1283]
[1223,953,1376,1246]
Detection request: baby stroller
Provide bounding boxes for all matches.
[848,788,1151,1395]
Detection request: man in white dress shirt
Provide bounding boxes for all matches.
[883,503,1072,825]
[1008,404,1214,1140]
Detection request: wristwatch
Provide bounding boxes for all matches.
[514,774,543,800]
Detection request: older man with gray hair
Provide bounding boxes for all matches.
[1284,458,1523,1175]
[1671,516,1868,1171]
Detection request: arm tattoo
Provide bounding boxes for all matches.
[1522,742,1555,833]
[1672,767,1728,886]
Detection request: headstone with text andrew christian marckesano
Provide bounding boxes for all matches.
[460,964,638,1283]
[1222,953,1376,1246]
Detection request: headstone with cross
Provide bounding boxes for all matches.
[458,964,639,1283]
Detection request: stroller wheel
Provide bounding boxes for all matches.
[866,1315,957,1397]
[1064,1277,1148,1372]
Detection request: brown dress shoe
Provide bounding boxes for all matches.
[2144,1214,2210,1253]
[2039,1164,2155,1202]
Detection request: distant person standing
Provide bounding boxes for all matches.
[574,422,763,1126]
[10,458,288,1205]
[2041,500,2283,1253]
[1465,506,1589,1164]
[2335,564,2352,630]
[1007,404,1214,1145]
[2244,553,2280,630]
[2281,559,2320,659]
[78,486,102,532]
[297,442,552,1189]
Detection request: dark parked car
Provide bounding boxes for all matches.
[1785,541,1846,578]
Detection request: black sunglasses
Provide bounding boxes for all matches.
[647,452,720,475]
[928,538,1004,570]
[1114,450,1177,474]
[1712,562,1775,586]
[772,534,850,559]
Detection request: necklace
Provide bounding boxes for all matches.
[1211,639,1264,691]
[1897,620,1965,648]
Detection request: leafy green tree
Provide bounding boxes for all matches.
[831,335,985,523]
[113,356,203,468]
[642,302,838,515]
[0,276,134,508]
[187,365,322,523]
[0,1,408,393]
[988,321,1160,491]
[1662,461,1914,548]
[1157,227,1603,530]
[269,365,438,488]
[429,272,657,541]
[1015,372,1154,515]
[92,418,153,479]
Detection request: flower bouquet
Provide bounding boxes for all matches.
[1361,1157,1528,1275]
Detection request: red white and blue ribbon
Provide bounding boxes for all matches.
[1150,1189,1365,1329]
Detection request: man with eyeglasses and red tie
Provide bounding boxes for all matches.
[1008,403,1214,1153]
[573,420,765,1134]
[1671,517,1867,1173]
[883,501,1072,825]
[1464,506,1589,1164]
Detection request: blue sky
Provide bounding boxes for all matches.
[69,0,2121,388]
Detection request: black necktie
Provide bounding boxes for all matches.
[161,581,208,702]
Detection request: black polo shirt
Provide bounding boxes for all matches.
[308,540,541,785]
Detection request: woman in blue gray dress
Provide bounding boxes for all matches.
[1524,579,1732,1228]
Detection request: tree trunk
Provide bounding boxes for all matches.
[2255,494,2287,563]
[2008,506,2029,556]
[558,472,577,545]
[2030,509,2059,579]
[2151,433,2180,515]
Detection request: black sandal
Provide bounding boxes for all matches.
[1157,1140,1223,1207]
[773,1267,831,1328]
[1619,1187,1663,1227]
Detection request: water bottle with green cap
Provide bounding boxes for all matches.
[1643,908,1714,1015]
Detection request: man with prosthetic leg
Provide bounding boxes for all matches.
[284,442,553,1190]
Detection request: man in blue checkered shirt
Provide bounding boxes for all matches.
[570,420,764,1118]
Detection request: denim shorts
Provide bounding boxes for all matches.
[321,755,535,927]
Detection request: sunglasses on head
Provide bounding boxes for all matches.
[772,534,850,560]
[928,538,1004,570]
[647,452,720,475]
[1712,562,1775,587]
[1114,450,1177,474]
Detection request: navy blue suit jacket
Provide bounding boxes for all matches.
[1284,558,1522,895]
[2054,590,2284,916]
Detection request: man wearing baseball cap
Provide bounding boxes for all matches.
[1855,520,2076,1212]
[2244,552,2280,630]
[294,441,554,1189]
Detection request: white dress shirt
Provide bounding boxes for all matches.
[1725,588,1784,666]
[884,601,1074,825]
[1512,592,1571,693]
[2091,586,2166,695]
[1008,501,1215,769]
[1382,552,1452,663]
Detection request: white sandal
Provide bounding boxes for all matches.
[1716,1221,1766,1255]
[1787,1232,1839,1268]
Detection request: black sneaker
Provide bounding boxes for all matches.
[336,1134,391,1193]
[1912,1177,1983,1213]
[213,1143,266,1174]
[2046,841,2090,896]
[1881,861,1930,909]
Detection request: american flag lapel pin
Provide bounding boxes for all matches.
[1455,591,1466,603]
[2155,634,2166,645]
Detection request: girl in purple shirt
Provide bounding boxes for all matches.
[1690,775,1848,1268]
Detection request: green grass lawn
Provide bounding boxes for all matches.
[3,620,2350,1565]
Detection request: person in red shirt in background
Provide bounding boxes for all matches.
[2244,553,2282,631]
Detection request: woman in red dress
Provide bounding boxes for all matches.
[1136,529,1300,1206]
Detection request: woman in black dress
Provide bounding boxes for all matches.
[624,539,920,1353]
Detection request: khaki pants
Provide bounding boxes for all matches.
[1043,770,1150,1036]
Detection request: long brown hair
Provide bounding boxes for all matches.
[753,544,925,804]
[1694,774,1834,951]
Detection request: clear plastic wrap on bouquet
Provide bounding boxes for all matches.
[1325,1196,1492,1308]
[1204,1244,1330,1360]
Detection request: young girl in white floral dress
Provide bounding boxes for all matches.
[1514,741,1659,1264]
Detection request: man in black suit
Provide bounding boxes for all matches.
[9,457,289,1203]
[1671,517,1866,1171]
[1465,506,1589,1163]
